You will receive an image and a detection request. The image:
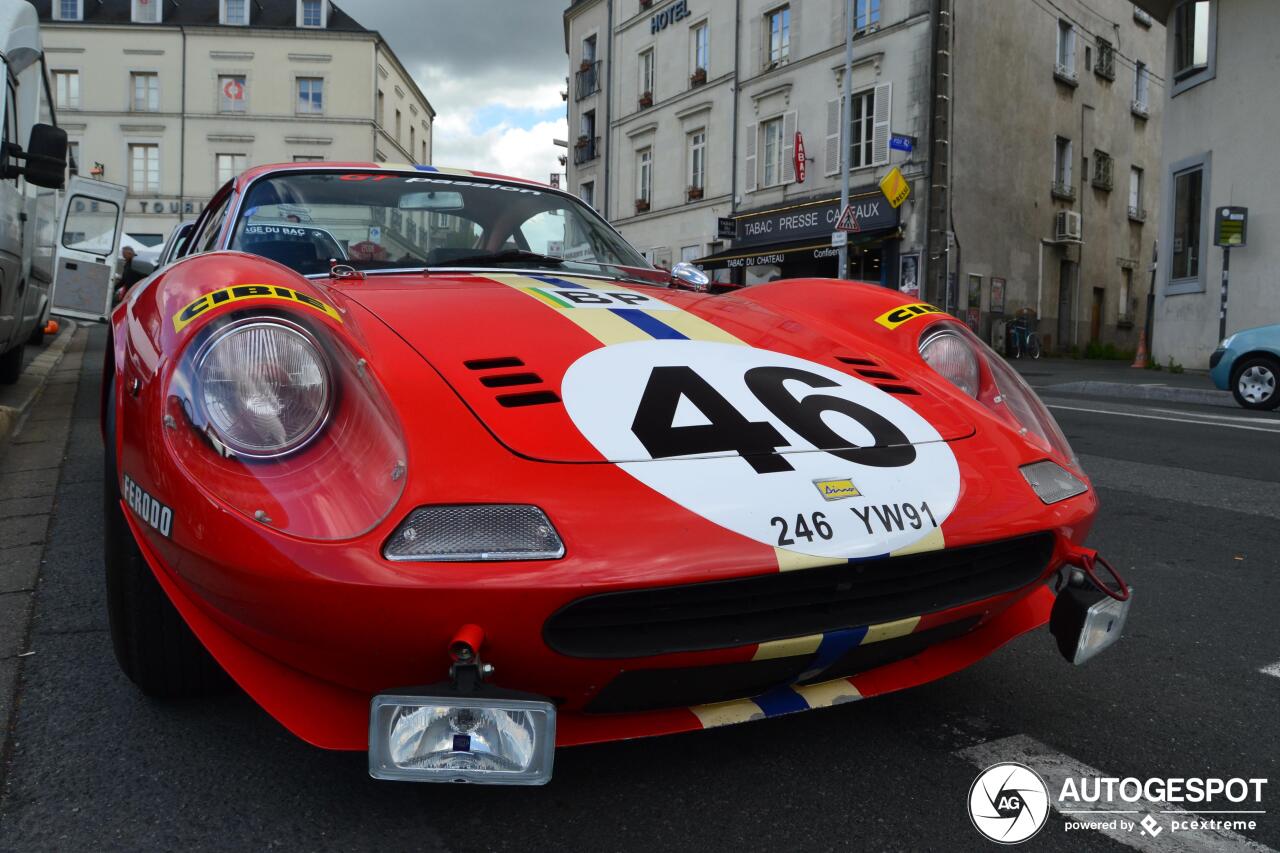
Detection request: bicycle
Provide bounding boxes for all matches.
[1007,315,1042,359]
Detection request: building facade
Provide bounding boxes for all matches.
[565,0,1164,352]
[1135,0,1278,368]
[565,0,933,289]
[37,0,434,245]
[949,0,1165,352]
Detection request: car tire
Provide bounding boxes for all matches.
[28,323,44,347]
[104,376,229,698]
[0,342,22,384]
[1231,356,1280,411]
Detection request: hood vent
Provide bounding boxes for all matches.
[833,353,920,397]
[465,357,561,408]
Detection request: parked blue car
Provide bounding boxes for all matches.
[1210,323,1280,410]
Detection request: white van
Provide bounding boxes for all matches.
[0,0,69,383]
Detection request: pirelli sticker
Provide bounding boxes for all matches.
[172,285,342,333]
[874,302,945,330]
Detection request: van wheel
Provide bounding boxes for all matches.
[104,376,229,697]
[0,343,22,384]
[28,323,44,346]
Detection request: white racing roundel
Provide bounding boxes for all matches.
[562,340,960,558]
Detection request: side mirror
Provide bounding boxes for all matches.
[670,261,711,292]
[19,124,69,189]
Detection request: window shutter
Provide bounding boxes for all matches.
[825,98,842,176]
[831,0,845,42]
[753,16,764,70]
[871,82,892,166]
[781,111,798,183]
[744,122,758,192]
[1064,141,1073,186]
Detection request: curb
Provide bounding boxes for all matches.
[0,320,81,446]
[1038,379,1233,407]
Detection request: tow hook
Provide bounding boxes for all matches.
[1050,545,1133,665]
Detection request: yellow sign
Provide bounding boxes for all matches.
[879,166,910,209]
[172,284,343,333]
[874,302,945,330]
[813,478,861,501]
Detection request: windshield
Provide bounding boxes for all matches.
[229,170,650,276]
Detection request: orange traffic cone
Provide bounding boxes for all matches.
[1131,327,1149,368]
[43,319,59,336]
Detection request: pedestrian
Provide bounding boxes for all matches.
[114,246,146,303]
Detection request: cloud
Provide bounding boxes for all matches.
[351,2,569,182]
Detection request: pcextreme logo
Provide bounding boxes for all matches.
[968,762,1050,844]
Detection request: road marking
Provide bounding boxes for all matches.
[1148,407,1280,426]
[1077,454,1280,520]
[958,735,1276,852]
[1261,661,1280,679]
[1048,403,1280,434]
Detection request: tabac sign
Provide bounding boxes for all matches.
[732,193,898,249]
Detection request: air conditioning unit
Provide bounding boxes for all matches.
[1056,210,1082,243]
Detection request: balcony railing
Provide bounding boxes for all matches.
[1051,180,1076,201]
[575,61,601,101]
[573,136,599,165]
[1127,205,1147,222]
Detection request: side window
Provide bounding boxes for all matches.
[2,80,16,183]
[188,190,233,255]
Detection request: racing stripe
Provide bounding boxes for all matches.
[484,273,656,345]
[890,527,945,557]
[752,633,823,661]
[751,686,809,716]
[861,616,921,645]
[792,678,863,708]
[689,698,764,728]
[772,547,848,572]
[799,626,869,681]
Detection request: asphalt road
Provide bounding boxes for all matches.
[1,326,1277,852]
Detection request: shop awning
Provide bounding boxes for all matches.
[695,230,892,270]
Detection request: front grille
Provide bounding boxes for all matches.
[545,534,1055,659]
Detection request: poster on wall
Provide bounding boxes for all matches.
[990,277,1006,315]
[966,307,980,332]
[898,253,920,299]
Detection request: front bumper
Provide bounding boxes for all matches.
[1209,347,1233,389]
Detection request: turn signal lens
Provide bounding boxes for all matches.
[1020,460,1088,504]
[919,329,980,398]
[195,320,332,458]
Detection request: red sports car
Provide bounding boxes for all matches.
[104,163,1129,784]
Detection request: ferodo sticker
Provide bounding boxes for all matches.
[122,474,173,538]
[875,302,945,330]
[561,340,960,558]
[172,284,342,332]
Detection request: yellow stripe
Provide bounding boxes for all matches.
[690,698,764,729]
[752,634,823,661]
[792,678,863,709]
[861,616,921,646]
[773,547,847,572]
[486,274,654,345]
[653,309,745,344]
[890,527,945,557]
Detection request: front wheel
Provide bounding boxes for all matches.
[1027,334,1043,360]
[104,377,229,697]
[1231,356,1280,411]
[0,343,22,384]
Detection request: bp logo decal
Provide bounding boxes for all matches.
[968,762,1051,844]
[561,340,960,558]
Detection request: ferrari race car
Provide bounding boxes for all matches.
[104,163,1130,785]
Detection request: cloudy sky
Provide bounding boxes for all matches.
[354,1,568,182]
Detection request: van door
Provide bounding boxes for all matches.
[50,176,127,321]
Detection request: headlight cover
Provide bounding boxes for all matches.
[194,319,332,458]
[919,329,980,398]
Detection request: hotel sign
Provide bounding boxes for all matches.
[651,0,692,33]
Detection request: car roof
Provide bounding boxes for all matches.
[235,162,550,191]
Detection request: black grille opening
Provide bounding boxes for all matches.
[465,356,524,370]
[835,355,878,366]
[496,390,561,408]
[480,372,543,388]
[875,384,920,396]
[856,369,899,380]
[545,534,1054,659]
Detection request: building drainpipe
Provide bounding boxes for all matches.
[730,0,741,219]
[179,26,186,212]
[602,0,614,220]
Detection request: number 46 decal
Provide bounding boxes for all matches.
[630,365,917,473]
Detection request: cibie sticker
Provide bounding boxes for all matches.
[122,473,173,538]
[561,340,960,558]
[172,285,342,333]
[875,302,945,330]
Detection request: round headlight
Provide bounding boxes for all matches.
[919,329,980,398]
[195,320,332,458]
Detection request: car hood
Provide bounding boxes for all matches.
[338,271,976,463]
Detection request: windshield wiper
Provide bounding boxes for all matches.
[440,249,566,268]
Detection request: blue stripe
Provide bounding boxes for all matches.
[752,686,810,717]
[800,626,870,681]
[608,308,689,340]
[414,165,439,172]
[528,273,588,290]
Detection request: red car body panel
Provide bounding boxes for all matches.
[106,164,1098,753]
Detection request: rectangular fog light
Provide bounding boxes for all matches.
[1051,583,1132,665]
[1072,592,1131,665]
[369,694,556,784]
[1021,460,1088,504]
[383,505,565,562]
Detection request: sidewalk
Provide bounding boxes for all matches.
[1011,356,1233,407]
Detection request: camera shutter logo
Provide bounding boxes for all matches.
[968,762,1050,844]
